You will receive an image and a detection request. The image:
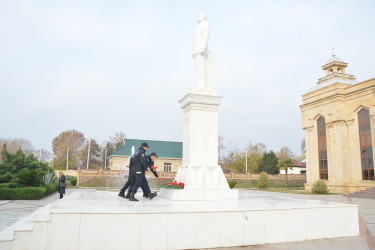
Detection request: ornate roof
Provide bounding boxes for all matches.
[325,55,345,64]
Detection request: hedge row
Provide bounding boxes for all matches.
[45,183,59,195]
[0,183,59,200]
[0,174,14,183]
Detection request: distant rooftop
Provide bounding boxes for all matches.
[111,139,182,159]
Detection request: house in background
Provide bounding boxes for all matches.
[108,139,182,173]
[280,154,307,175]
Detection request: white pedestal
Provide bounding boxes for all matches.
[159,188,238,201]
[0,190,360,249]
[160,89,235,200]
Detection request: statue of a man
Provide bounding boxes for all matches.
[193,14,210,89]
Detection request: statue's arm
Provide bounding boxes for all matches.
[201,22,210,53]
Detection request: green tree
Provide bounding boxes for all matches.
[223,150,246,173]
[0,148,52,186]
[277,158,294,189]
[246,142,267,173]
[259,150,279,174]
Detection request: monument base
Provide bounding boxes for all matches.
[0,190,359,250]
[159,188,238,200]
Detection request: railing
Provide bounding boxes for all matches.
[225,173,306,179]
[318,73,356,83]
[72,169,306,185]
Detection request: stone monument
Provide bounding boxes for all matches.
[160,14,238,200]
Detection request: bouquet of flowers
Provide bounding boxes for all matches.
[162,180,185,189]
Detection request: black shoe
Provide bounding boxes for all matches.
[125,193,130,199]
[118,193,126,198]
[143,192,149,198]
[129,192,139,202]
[148,192,157,200]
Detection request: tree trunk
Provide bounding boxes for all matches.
[285,168,289,189]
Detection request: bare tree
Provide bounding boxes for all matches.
[277,146,295,160]
[3,138,35,155]
[34,149,52,163]
[109,132,126,151]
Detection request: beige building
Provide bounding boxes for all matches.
[108,139,182,173]
[300,53,375,193]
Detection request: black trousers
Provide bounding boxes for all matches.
[131,173,151,194]
[119,175,135,195]
[120,175,148,195]
[59,193,63,199]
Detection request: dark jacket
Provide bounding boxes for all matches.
[59,175,66,194]
[129,154,136,175]
[132,147,149,174]
[146,155,158,178]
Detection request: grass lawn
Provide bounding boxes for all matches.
[249,188,338,195]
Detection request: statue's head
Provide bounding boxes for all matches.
[197,14,207,23]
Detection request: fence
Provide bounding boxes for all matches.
[65,169,306,185]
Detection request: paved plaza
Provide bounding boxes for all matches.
[0,188,374,249]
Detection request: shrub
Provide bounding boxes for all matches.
[43,172,55,184]
[227,181,238,189]
[70,178,77,186]
[258,172,269,189]
[312,180,328,194]
[0,187,47,200]
[0,173,14,183]
[64,175,74,180]
[45,183,59,195]
[0,183,25,188]
[16,169,44,187]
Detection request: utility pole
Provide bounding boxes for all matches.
[245,150,248,173]
[86,138,91,169]
[66,146,69,170]
[39,149,41,162]
[104,147,107,169]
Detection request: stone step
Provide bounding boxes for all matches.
[0,203,52,242]
[348,187,375,199]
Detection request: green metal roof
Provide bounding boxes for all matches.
[112,139,182,159]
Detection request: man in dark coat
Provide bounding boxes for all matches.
[118,152,152,199]
[129,143,157,201]
[118,155,136,198]
[142,152,159,198]
[58,171,66,199]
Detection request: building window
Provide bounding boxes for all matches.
[358,108,374,181]
[164,163,172,172]
[317,117,328,180]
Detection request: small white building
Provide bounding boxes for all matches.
[280,158,306,175]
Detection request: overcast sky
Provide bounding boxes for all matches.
[1,0,374,156]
